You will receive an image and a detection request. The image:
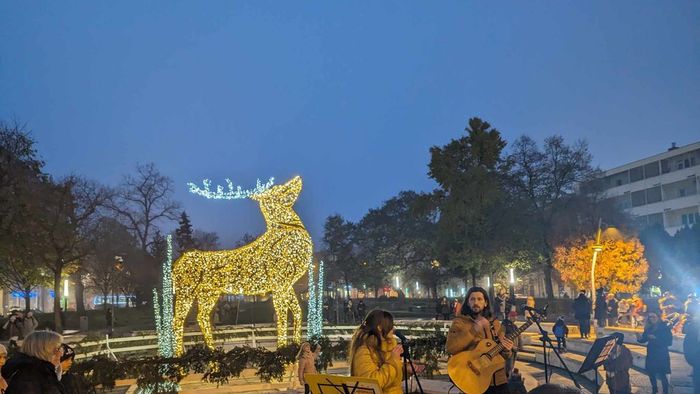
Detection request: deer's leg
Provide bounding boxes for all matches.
[286,288,303,344]
[272,291,288,347]
[173,292,195,356]
[197,292,218,350]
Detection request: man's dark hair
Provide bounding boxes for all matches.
[460,286,492,318]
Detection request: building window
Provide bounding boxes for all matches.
[682,213,698,226]
[644,162,660,178]
[616,179,622,186]
[646,186,662,204]
[661,159,670,174]
[680,188,686,197]
[630,166,644,182]
[631,190,646,207]
[678,160,685,170]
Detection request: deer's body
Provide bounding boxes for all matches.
[172,176,312,354]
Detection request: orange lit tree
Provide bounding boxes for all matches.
[554,237,649,294]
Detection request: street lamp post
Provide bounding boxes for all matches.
[591,218,604,328]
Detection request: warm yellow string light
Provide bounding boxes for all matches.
[172,176,313,354]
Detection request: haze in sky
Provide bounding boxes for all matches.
[1,2,699,246]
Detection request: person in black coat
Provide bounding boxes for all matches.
[683,302,700,393]
[59,344,94,394]
[1,330,66,394]
[594,289,608,328]
[607,293,619,327]
[573,290,591,339]
[636,312,672,394]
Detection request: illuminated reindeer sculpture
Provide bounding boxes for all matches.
[172,176,313,354]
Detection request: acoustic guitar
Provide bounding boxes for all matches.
[447,316,538,394]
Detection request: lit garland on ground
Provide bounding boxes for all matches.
[173,176,313,354]
[187,177,275,200]
[306,260,325,338]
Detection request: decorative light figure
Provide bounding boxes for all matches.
[153,234,176,358]
[173,176,312,353]
[306,259,325,338]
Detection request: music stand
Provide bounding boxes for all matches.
[577,335,618,394]
[305,374,383,394]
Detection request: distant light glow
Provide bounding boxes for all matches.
[509,268,515,284]
[395,276,400,288]
[64,279,69,297]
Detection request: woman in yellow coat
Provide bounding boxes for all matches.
[349,309,404,394]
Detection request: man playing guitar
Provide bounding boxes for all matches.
[446,287,514,394]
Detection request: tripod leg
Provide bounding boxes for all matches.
[543,336,581,389]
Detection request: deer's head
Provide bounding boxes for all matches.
[188,176,304,227]
[250,176,302,207]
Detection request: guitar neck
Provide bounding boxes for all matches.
[487,319,533,356]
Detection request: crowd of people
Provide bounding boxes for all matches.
[1,310,39,347]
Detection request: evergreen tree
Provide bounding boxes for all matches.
[175,211,196,253]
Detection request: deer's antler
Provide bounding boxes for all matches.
[187,177,275,199]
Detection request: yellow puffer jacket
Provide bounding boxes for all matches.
[350,335,403,394]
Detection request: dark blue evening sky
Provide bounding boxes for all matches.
[2,2,699,247]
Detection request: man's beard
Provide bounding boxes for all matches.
[469,305,484,317]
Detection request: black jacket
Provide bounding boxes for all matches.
[1,352,66,394]
[637,321,672,374]
[573,294,591,320]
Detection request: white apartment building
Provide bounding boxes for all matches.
[601,141,700,234]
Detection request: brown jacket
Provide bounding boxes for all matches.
[446,314,511,386]
[350,335,403,394]
[297,353,317,385]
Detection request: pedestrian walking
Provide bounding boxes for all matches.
[105,307,114,336]
[683,303,700,393]
[595,289,607,328]
[603,333,633,394]
[439,297,450,320]
[356,299,367,320]
[607,293,619,327]
[573,290,591,339]
[552,316,569,352]
[637,312,672,394]
[453,298,463,317]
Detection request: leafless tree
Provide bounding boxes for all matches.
[107,163,180,253]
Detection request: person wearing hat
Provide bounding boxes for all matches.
[58,344,91,394]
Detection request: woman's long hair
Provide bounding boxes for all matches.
[349,309,394,374]
[460,287,493,319]
[296,341,311,360]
